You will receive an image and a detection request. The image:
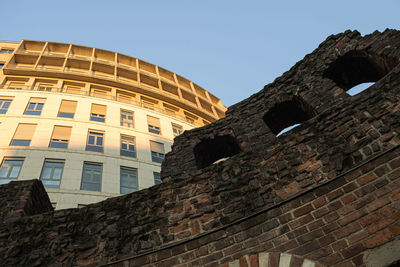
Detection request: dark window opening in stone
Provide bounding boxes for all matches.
[388,260,400,267]
[193,135,241,169]
[263,96,316,136]
[323,51,398,95]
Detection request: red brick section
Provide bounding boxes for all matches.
[103,147,400,267]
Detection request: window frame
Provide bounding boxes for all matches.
[0,158,24,184]
[90,113,105,122]
[0,100,11,114]
[120,167,138,194]
[86,130,104,152]
[57,100,77,119]
[150,141,165,164]
[153,172,162,185]
[148,124,161,135]
[151,151,165,163]
[24,102,44,116]
[10,123,37,147]
[120,110,134,128]
[40,159,65,188]
[90,104,106,123]
[120,135,136,158]
[147,116,161,135]
[49,126,71,149]
[80,162,102,192]
[49,138,69,149]
[172,123,183,137]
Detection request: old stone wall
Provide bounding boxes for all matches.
[101,146,400,267]
[0,29,399,266]
[0,180,53,224]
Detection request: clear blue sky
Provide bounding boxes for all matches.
[2,1,399,107]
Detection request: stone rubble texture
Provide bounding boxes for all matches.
[0,29,400,267]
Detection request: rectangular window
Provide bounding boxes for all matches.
[64,85,82,94]
[142,100,155,110]
[120,110,134,128]
[120,167,138,194]
[163,103,179,116]
[0,64,4,69]
[90,104,106,122]
[24,98,45,115]
[49,126,72,149]
[10,123,37,146]
[8,82,25,89]
[0,99,12,114]
[40,159,64,188]
[154,172,162,185]
[150,141,165,164]
[58,100,77,118]
[81,162,102,191]
[0,159,23,185]
[120,135,136,158]
[141,96,158,110]
[37,83,54,92]
[91,88,109,99]
[172,123,183,137]
[147,116,161,135]
[86,130,104,152]
[117,93,133,104]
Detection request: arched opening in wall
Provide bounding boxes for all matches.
[193,135,241,169]
[323,51,398,95]
[263,96,316,136]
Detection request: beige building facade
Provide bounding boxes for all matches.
[0,40,226,209]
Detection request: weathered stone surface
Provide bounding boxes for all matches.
[0,29,400,266]
[0,179,53,224]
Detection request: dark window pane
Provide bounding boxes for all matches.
[120,150,136,158]
[58,112,74,118]
[151,152,165,163]
[3,102,10,109]
[97,137,103,146]
[120,167,138,194]
[49,141,68,149]
[10,140,31,146]
[81,163,102,192]
[24,110,41,115]
[88,136,95,144]
[154,172,162,185]
[86,145,104,152]
[0,159,23,183]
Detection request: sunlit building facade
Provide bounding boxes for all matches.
[0,40,226,209]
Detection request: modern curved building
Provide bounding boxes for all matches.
[0,40,226,209]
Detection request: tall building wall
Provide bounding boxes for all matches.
[0,40,226,209]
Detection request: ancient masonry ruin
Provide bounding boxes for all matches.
[1,29,400,267]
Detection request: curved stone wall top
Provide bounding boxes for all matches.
[162,29,400,179]
[1,40,226,124]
